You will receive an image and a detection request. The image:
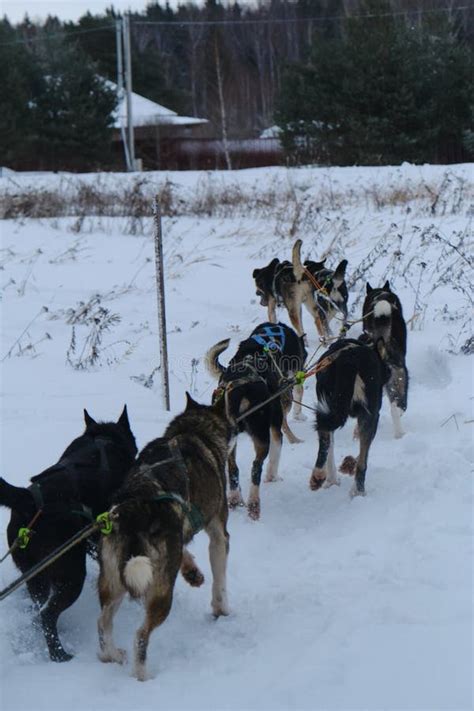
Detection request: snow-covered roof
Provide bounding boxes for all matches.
[105,80,207,129]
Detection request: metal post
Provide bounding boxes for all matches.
[153,196,170,411]
[122,13,136,171]
[115,18,131,171]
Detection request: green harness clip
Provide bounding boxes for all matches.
[295,371,306,386]
[96,512,113,535]
[17,527,32,549]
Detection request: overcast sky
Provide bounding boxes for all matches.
[2,0,193,24]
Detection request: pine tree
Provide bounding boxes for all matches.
[32,38,117,170]
[276,3,473,165]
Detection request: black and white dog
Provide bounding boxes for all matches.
[0,407,137,662]
[206,322,307,519]
[310,338,390,496]
[363,281,409,438]
[252,240,348,339]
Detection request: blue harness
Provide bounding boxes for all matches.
[251,324,286,352]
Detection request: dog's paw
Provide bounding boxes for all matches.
[228,490,244,509]
[393,429,405,440]
[134,666,152,682]
[182,566,205,588]
[309,469,326,490]
[322,477,340,488]
[339,455,357,475]
[293,411,307,422]
[264,472,283,483]
[247,500,261,520]
[212,601,230,618]
[99,647,127,665]
[50,649,73,663]
[285,431,304,444]
[350,484,366,498]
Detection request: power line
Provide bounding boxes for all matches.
[0,4,471,48]
[0,23,115,47]
[134,5,473,27]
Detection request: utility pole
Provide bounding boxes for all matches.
[153,196,170,411]
[115,18,131,171]
[122,13,136,171]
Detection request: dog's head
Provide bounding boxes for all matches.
[252,258,279,305]
[83,405,138,461]
[311,260,349,319]
[364,280,403,320]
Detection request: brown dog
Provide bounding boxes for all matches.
[97,393,233,681]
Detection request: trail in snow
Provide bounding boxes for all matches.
[0,164,472,711]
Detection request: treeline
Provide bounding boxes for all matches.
[0,0,473,170]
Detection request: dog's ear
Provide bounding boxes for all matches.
[383,279,390,290]
[366,282,373,294]
[84,409,97,428]
[252,268,261,279]
[375,337,388,362]
[117,404,130,430]
[185,391,200,410]
[333,259,348,286]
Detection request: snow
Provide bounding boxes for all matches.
[0,163,472,710]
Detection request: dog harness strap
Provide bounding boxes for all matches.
[251,324,286,352]
[151,493,204,534]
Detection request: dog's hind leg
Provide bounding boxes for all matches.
[40,577,84,662]
[247,436,269,520]
[98,542,127,665]
[267,295,277,323]
[310,430,331,490]
[134,588,174,681]
[206,513,230,618]
[181,548,204,587]
[287,303,304,339]
[265,425,283,482]
[350,415,378,497]
[292,383,307,422]
[227,443,244,509]
[323,432,340,488]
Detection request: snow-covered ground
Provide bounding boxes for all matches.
[0,164,472,710]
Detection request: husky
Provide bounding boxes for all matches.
[363,281,409,438]
[0,406,137,662]
[97,393,233,682]
[206,322,307,520]
[252,240,348,339]
[309,338,390,497]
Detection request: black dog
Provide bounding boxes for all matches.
[309,338,390,496]
[253,240,348,339]
[207,322,307,519]
[0,406,137,662]
[363,281,409,438]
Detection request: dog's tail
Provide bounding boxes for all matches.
[205,338,230,379]
[292,239,305,281]
[373,300,392,344]
[123,555,153,597]
[0,477,34,514]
